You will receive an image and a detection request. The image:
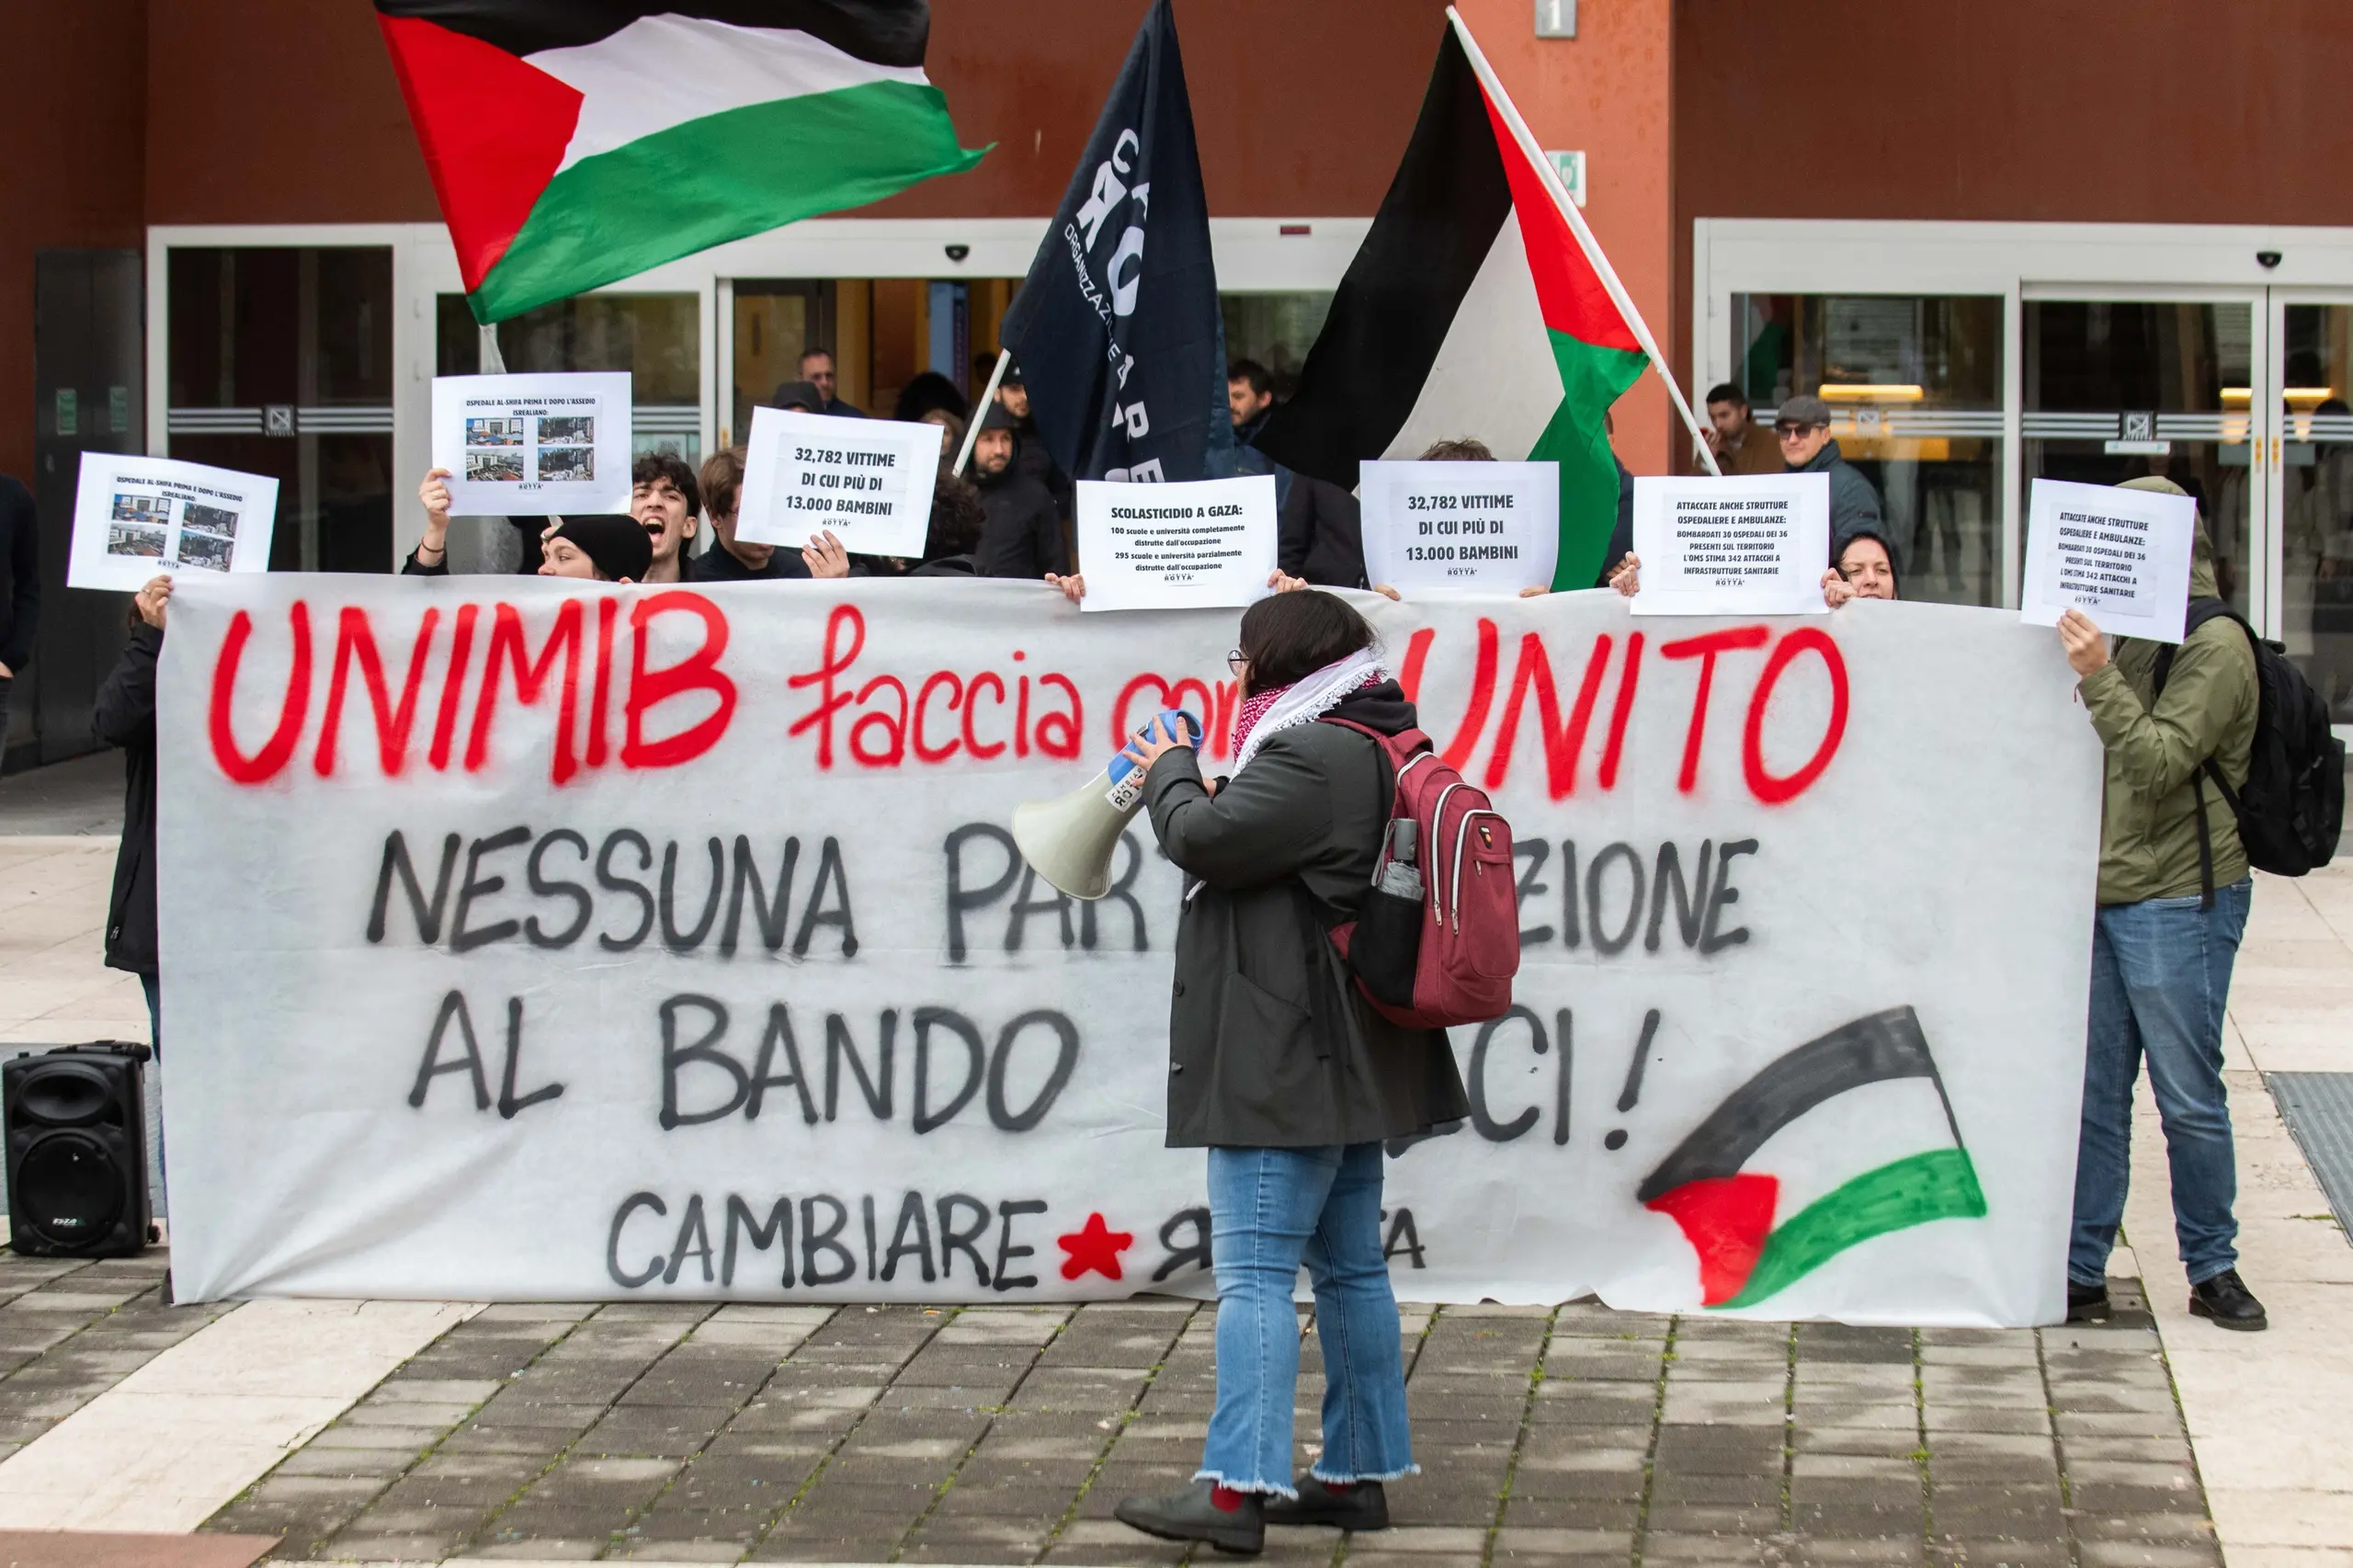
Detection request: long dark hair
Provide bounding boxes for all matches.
[1236,590,1375,696]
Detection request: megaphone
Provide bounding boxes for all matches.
[1012,709,1200,900]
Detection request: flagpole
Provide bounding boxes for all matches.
[1444,7,1722,479]
[955,348,1012,478]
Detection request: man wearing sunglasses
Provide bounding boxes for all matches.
[1776,393,1886,559]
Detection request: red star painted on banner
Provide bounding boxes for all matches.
[1057,1211,1135,1281]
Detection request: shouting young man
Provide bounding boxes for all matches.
[631,452,701,584]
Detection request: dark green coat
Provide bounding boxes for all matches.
[1143,717,1471,1148]
[2078,539,2256,904]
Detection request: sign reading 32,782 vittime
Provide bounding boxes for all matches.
[1360,460,1560,596]
[736,408,942,558]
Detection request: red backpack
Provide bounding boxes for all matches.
[1318,717,1518,1029]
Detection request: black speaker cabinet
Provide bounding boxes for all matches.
[5,1043,152,1257]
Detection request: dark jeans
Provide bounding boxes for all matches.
[2069,880,2250,1288]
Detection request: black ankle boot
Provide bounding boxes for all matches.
[2188,1269,2267,1331]
[1264,1475,1390,1530]
[1115,1479,1266,1554]
[2066,1279,2110,1323]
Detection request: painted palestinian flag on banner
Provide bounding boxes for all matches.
[1255,19,1648,590]
[1639,1007,1988,1310]
[375,2,986,323]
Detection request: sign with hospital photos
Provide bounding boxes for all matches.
[735,407,941,559]
[67,453,278,592]
[430,372,633,517]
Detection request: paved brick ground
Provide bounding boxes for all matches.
[0,1250,219,1462]
[168,1280,2214,1567]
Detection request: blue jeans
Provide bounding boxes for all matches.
[2070,880,2249,1288]
[1199,1143,1415,1496]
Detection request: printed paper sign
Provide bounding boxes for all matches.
[736,408,940,559]
[2019,479,2196,643]
[158,579,2101,1326]
[67,454,278,592]
[1631,474,1831,617]
[1074,475,1278,611]
[1360,460,1560,596]
[430,372,632,517]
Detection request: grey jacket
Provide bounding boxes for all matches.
[1144,709,1471,1148]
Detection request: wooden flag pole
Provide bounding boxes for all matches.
[1443,7,1722,478]
[955,348,1012,478]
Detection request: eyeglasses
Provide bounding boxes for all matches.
[1227,650,1248,676]
[1773,421,1824,437]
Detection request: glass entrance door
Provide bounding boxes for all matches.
[2271,297,2353,722]
[2022,294,2263,619]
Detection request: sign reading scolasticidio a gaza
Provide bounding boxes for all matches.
[2019,478,2197,643]
[1632,474,1831,617]
[736,408,940,560]
[1074,474,1278,610]
[1359,460,1560,596]
[430,373,633,516]
[158,578,2102,1326]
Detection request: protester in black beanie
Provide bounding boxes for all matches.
[541,515,652,583]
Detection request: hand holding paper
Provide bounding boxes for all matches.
[2057,608,2111,676]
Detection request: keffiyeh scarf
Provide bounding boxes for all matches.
[1228,645,1391,774]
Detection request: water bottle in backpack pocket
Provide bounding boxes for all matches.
[1320,717,1519,1029]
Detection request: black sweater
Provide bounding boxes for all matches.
[0,475,39,673]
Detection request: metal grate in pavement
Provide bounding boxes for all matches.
[2268,1071,2353,1244]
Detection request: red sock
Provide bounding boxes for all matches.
[1211,1485,1245,1512]
[1322,1481,1356,1494]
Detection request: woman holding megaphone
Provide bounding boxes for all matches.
[1108,590,1469,1555]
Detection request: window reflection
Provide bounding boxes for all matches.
[2282,304,2353,719]
[167,247,394,572]
[2022,301,2252,616]
[1733,294,2005,607]
[438,293,701,463]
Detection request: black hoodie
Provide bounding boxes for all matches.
[972,438,1067,578]
[1324,677,1417,741]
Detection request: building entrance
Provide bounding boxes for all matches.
[2023,288,2353,722]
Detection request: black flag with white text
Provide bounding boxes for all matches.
[999,0,1229,483]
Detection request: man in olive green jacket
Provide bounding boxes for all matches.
[2056,477,2266,1330]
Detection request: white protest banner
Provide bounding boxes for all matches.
[1631,473,1830,617]
[430,372,632,517]
[67,454,278,592]
[1074,475,1278,611]
[157,580,2100,1326]
[2019,478,2196,643]
[1360,460,1560,596]
[736,408,940,559]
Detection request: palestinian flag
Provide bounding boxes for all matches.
[375,2,986,323]
[1255,17,1649,590]
[1639,1007,1987,1311]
